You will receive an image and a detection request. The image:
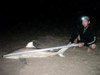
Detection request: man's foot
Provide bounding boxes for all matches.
[87,47,91,52]
[87,44,96,52]
[72,47,76,50]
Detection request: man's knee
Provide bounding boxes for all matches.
[79,43,84,47]
[73,35,80,44]
[89,44,96,49]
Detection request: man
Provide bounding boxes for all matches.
[68,16,96,52]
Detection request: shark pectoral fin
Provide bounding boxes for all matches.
[19,56,27,65]
[58,54,65,57]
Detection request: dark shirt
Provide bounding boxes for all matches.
[69,25,96,45]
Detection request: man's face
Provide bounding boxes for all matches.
[82,20,90,28]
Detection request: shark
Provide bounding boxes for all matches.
[3,41,78,59]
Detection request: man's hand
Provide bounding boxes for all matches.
[78,43,85,47]
[67,42,72,48]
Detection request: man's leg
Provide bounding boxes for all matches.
[73,35,80,43]
[73,35,80,50]
[88,44,96,52]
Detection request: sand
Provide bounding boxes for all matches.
[0,31,100,75]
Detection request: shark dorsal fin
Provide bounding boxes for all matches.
[26,41,36,48]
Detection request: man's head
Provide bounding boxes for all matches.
[81,16,90,28]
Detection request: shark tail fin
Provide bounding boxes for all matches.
[26,41,36,48]
[57,47,68,57]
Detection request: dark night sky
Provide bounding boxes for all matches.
[0,0,100,34]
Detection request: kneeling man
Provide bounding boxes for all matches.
[68,16,96,52]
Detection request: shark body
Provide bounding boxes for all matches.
[3,41,78,59]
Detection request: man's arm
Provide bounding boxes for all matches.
[68,26,80,44]
[87,30,96,45]
[69,33,78,43]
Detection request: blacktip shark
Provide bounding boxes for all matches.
[3,41,78,59]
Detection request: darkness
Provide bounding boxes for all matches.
[0,0,100,35]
